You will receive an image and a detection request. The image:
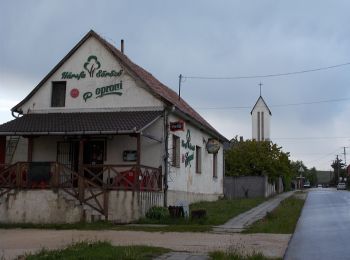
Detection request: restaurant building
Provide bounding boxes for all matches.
[0,30,227,223]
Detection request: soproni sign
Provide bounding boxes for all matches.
[83,81,123,102]
[61,55,123,80]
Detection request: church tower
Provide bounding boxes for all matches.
[251,91,271,141]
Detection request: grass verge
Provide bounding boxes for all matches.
[138,197,265,226]
[25,241,170,260]
[210,251,282,260]
[243,195,305,234]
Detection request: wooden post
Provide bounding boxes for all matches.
[136,133,141,190]
[0,136,5,164]
[103,191,109,220]
[78,139,85,202]
[27,137,33,162]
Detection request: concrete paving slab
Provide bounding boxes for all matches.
[213,191,295,233]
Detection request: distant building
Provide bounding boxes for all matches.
[251,95,271,141]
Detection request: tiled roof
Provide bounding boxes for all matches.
[11,30,227,141]
[0,111,162,135]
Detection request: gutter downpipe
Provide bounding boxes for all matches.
[163,108,169,207]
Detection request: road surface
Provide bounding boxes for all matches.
[285,188,350,260]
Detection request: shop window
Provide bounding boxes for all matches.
[213,152,218,178]
[196,146,202,173]
[172,134,180,167]
[51,81,66,107]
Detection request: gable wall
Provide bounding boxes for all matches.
[167,113,224,196]
[18,37,164,114]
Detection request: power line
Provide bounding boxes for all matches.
[274,136,350,140]
[184,61,350,80]
[195,97,350,110]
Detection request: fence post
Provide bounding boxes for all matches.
[103,190,109,220]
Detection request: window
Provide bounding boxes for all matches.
[213,152,218,178]
[196,146,202,173]
[51,81,66,107]
[172,134,180,167]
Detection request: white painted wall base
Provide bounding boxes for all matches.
[0,189,165,224]
[166,190,221,206]
[0,190,83,224]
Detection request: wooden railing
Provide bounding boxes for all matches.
[0,162,163,219]
[0,162,162,191]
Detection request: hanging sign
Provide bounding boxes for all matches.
[206,138,220,154]
[170,121,185,131]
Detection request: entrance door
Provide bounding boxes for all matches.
[57,141,79,171]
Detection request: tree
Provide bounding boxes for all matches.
[306,167,318,186]
[331,156,346,183]
[225,138,292,188]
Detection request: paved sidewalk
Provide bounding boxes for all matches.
[213,191,295,233]
[154,252,209,260]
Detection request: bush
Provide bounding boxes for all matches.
[146,206,169,220]
[191,209,207,220]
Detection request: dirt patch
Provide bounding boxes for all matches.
[0,229,290,259]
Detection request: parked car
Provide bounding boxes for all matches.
[303,181,311,188]
[337,183,346,190]
[317,184,322,188]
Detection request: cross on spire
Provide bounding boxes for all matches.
[259,82,263,96]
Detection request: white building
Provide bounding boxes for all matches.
[0,30,227,223]
[251,96,271,141]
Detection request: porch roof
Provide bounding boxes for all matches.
[0,110,163,135]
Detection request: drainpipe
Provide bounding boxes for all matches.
[163,109,169,207]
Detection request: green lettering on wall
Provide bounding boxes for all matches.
[61,55,123,80]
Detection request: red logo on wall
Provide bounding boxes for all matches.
[70,88,79,98]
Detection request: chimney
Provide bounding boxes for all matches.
[239,136,244,142]
[121,39,124,54]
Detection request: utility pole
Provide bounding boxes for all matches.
[337,155,340,183]
[343,147,349,165]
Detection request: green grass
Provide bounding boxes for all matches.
[0,197,265,233]
[243,196,305,234]
[25,241,170,260]
[138,197,265,226]
[210,251,282,260]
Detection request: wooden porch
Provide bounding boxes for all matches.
[0,162,162,220]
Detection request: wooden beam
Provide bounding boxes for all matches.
[27,137,33,162]
[78,138,85,202]
[0,136,6,164]
[137,134,141,166]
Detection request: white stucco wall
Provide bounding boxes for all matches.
[167,114,224,199]
[252,98,271,141]
[18,37,164,114]
[32,136,64,162]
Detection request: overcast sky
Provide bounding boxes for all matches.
[1,0,350,170]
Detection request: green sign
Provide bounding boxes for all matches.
[61,55,123,80]
[182,130,195,167]
[83,81,123,102]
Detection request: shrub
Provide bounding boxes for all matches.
[191,209,207,220]
[146,206,169,220]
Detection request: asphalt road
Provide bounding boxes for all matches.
[285,188,350,260]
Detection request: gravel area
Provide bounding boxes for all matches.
[0,229,290,259]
